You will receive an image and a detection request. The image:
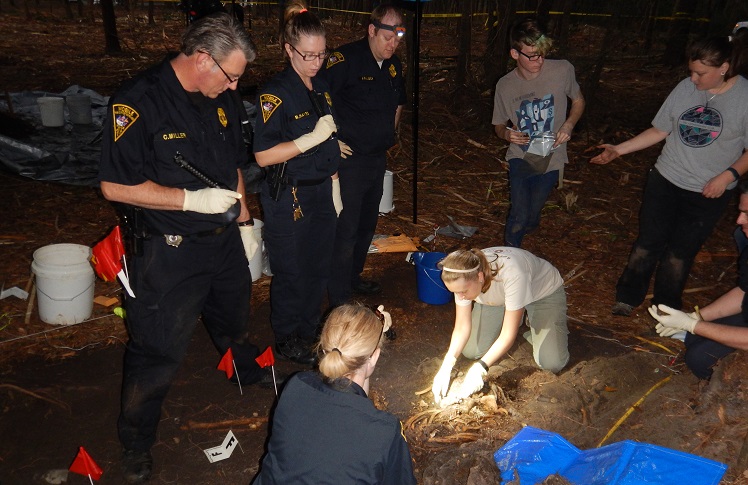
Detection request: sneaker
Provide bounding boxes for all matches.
[122,449,153,484]
[611,302,634,316]
[353,279,382,295]
[275,336,316,366]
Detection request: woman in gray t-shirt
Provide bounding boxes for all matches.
[591,36,748,317]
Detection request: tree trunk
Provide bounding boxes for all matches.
[455,0,472,86]
[556,0,573,51]
[662,0,697,67]
[535,0,551,28]
[480,0,513,89]
[582,2,621,117]
[62,0,73,19]
[643,0,659,51]
[277,0,285,36]
[101,0,122,54]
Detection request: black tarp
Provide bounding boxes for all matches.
[0,86,108,186]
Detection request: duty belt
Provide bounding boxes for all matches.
[161,224,230,248]
[284,176,328,187]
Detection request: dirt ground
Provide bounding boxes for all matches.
[1,6,748,485]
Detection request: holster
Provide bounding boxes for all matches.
[266,162,287,202]
[116,203,148,257]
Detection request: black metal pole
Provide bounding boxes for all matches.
[410,0,422,224]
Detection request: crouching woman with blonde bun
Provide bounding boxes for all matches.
[432,247,569,406]
[252,304,416,485]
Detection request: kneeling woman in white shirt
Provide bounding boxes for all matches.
[432,247,569,406]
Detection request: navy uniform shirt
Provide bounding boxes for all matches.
[253,371,417,485]
[739,246,748,322]
[253,66,340,181]
[319,37,407,157]
[99,57,245,235]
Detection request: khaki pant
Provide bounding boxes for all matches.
[463,286,569,373]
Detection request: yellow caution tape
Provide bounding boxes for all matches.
[597,375,672,447]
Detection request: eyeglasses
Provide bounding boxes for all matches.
[517,50,543,61]
[372,19,406,38]
[208,53,240,84]
[289,44,330,62]
[369,309,386,358]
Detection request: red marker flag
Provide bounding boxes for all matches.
[91,226,124,282]
[217,348,235,379]
[69,446,103,481]
[255,346,275,368]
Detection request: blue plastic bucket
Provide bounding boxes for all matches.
[412,252,451,305]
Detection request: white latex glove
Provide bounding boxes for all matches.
[239,225,260,261]
[453,362,487,401]
[377,304,392,332]
[648,304,698,335]
[293,115,336,153]
[432,355,456,405]
[332,178,343,216]
[338,140,352,159]
[183,188,242,214]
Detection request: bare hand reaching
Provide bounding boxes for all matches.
[589,144,621,165]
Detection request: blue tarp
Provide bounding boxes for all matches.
[494,426,727,485]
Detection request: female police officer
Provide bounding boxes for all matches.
[253,1,341,365]
[252,304,416,484]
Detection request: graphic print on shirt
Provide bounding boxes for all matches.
[679,105,722,148]
[515,94,554,151]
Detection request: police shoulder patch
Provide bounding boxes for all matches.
[389,64,397,78]
[326,52,345,69]
[260,94,282,123]
[112,104,139,142]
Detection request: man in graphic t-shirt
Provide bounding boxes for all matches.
[492,16,585,247]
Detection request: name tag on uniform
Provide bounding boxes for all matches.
[360,76,374,81]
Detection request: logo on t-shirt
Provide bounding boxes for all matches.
[678,105,722,147]
[515,94,554,138]
[112,104,139,142]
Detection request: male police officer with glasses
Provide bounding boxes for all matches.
[320,4,408,306]
[99,13,268,483]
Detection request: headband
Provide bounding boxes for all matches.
[441,263,481,274]
[372,19,406,38]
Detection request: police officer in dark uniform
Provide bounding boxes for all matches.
[254,2,341,365]
[321,4,407,306]
[98,13,264,484]
[252,304,417,484]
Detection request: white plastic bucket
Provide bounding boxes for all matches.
[379,170,394,213]
[37,97,65,127]
[66,94,93,125]
[31,244,95,325]
[249,220,264,282]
